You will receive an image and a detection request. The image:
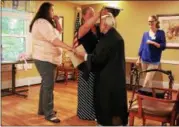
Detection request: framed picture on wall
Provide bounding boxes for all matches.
[58,16,64,42]
[157,14,179,49]
[157,14,179,44]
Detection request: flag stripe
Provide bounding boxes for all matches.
[75,12,81,33]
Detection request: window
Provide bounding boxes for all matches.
[1,8,32,61]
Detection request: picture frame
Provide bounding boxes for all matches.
[157,14,179,48]
[59,16,64,42]
[157,14,179,49]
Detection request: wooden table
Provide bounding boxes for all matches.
[1,59,34,98]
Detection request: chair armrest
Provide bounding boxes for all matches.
[137,93,177,103]
[139,69,172,76]
[152,87,179,100]
[139,69,174,87]
[151,87,178,93]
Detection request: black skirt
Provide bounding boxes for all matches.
[77,70,96,120]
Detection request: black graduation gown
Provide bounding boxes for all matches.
[86,28,128,125]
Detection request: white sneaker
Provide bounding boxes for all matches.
[97,123,103,126]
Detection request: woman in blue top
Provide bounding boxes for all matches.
[136,15,166,87]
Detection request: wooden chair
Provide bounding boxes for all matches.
[129,67,174,109]
[129,87,179,126]
[55,51,78,85]
[176,113,179,125]
[176,101,179,125]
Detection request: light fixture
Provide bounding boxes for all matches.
[106,1,119,8]
[12,0,19,9]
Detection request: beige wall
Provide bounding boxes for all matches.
[36,1,79,46]
[2,1,179,87]
[82,1,179,85]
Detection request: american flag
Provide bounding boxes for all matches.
[74,12,81,34]
[73,11,81,47]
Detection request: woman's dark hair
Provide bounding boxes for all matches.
[29,2,55,32]
[150,15,160,29]
[81,7,92,24]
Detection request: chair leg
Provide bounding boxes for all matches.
[170,117,176,126]
[55,70,59,82]
[161,122,167,126]
[176,117,179,126]
[73,70,76,80]
[129,113,135,126]
[170,121,175,126]
[170,112,177,126]
[74,69,78,81]
[65,71,68,85]
[142,118,146,126]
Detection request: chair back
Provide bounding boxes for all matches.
[129,66,175,110]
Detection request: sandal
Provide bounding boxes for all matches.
[46,114,60,123]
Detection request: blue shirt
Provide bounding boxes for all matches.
[138,30,166,64]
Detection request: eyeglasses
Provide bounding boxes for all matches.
[148,20,155,23]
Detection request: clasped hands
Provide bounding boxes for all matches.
[68,45,86,60]
[146,40,160,48]
[147,40,155,45]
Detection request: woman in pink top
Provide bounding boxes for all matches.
[29,2,73,123]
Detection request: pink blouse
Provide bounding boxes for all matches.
[31,18,62,65]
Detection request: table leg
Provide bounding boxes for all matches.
[12,64,28,98]
[1,90,13,97]
[128,63,135,90]
[12,64,16,94]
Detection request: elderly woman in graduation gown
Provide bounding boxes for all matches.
[75,13,128,126]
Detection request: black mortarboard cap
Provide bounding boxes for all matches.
[103,6,123,17]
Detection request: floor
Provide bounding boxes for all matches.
[1,81,161,126]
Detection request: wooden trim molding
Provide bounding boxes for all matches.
[126,57,179,65]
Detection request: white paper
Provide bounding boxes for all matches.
[67,45,86,68]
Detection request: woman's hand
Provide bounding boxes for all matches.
[147,40,160,48]
[73,41,79,48]
[73,36,79,48]
[53,15,63,33]
[73,48,86,60]
[146,40,154,45]
[53,15,59,22]
[136,57,141,66]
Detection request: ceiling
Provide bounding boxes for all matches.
[66,1,110,5]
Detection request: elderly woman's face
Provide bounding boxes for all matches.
[100,19,106,33]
